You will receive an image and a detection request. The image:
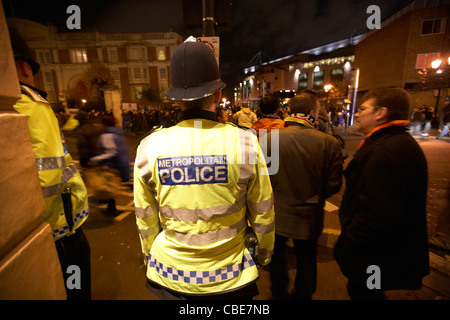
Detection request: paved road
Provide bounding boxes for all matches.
[64,125,450,301]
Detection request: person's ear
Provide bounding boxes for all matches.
[214,91,222,104]
[376,107,388,121]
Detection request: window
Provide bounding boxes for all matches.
[70,49,88,63]
[130,66,148,82]
[130,47,146,60]
[421,18,446,35]
[416,53,441,69]
[331,68,344,83]
[44,72,53,84]
[159,68,167,80]
[37,50,52,64]
[298,73,308,90]
[108,48,118,62]
[111,69,120,82]
[157,47,166,60]
[313,71,324,90]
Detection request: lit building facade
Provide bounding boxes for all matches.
[7,18,183,109]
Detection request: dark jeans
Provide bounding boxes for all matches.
[270,234,318,300]
[55,228,91,300]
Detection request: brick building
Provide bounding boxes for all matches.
[7,18,183,110]
[235,0,450,122]
[234,36,363,109]
[355,0,450,118]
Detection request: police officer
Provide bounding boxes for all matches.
[9,27,91,300]
[134,39,275,299]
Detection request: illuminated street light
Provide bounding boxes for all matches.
[324,84,333,92]
[431,59,442,69]
[81,99,87,104]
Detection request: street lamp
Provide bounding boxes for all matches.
[431,57,447,120]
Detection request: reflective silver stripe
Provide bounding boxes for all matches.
[36,157,66,171]
[163,217,247,246]
[148,252,255,284]
[61,162,78,184]
[159,193,246,222]
[42,183,61,198]
[248,193,274,214]
[138,224,161,240]
[136,138,153,183]
[136,203,159,219]
[257,248,274,259]
[251,220,275,234]
[40,163,78,198]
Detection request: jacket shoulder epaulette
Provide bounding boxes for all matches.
[20,85,50,105]
[135,125,163,149]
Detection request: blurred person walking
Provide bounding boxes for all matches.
[88,115,131,215]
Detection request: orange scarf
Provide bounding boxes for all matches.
[357,120,410,150]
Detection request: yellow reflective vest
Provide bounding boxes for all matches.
[134,112,275,295]
[14,85,89,240]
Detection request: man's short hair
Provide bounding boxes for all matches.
[177,93,216,110]
[362,88,410,121]
[259,96,280,114]
[289,92,318,116]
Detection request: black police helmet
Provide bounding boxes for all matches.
[166,39,226,101]
[9,27,40,75]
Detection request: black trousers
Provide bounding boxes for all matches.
[147,279,259,300]
[270,234,318,300]
[55,228,91,300]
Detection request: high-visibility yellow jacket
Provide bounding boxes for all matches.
[134,110,275,296]
[13,85,89,240]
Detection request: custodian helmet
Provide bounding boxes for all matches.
[166,39,226,101]
[8,27,40,75]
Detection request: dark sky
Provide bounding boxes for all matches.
[4,0,413,100]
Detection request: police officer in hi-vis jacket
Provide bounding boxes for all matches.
[9,27,90,300]
[134,39,275,299]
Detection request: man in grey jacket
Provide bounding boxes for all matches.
[267,92,343,299]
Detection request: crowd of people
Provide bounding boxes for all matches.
[8,28,435,302]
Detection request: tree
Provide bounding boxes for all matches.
[82,61,114,110]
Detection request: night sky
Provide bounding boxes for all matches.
[3,0,413,100]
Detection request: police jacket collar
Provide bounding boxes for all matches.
[178,108,217,122]
[20,81,48,99]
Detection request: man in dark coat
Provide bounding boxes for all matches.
[334,88,429,300]
[267,92,343,299]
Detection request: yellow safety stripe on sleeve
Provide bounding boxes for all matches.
[14,92,89,240]
[134,142,161,255]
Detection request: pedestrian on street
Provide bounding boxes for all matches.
[75,110,103,168]
[251,95,285,138]
[334,88,429,300]
[409,106,424,137]
[133,39,275,300]
[88,115,131,215]
[9,27,91,300]
[267,92,343,300]
[233,104,258,129]
[437,109,450,140]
